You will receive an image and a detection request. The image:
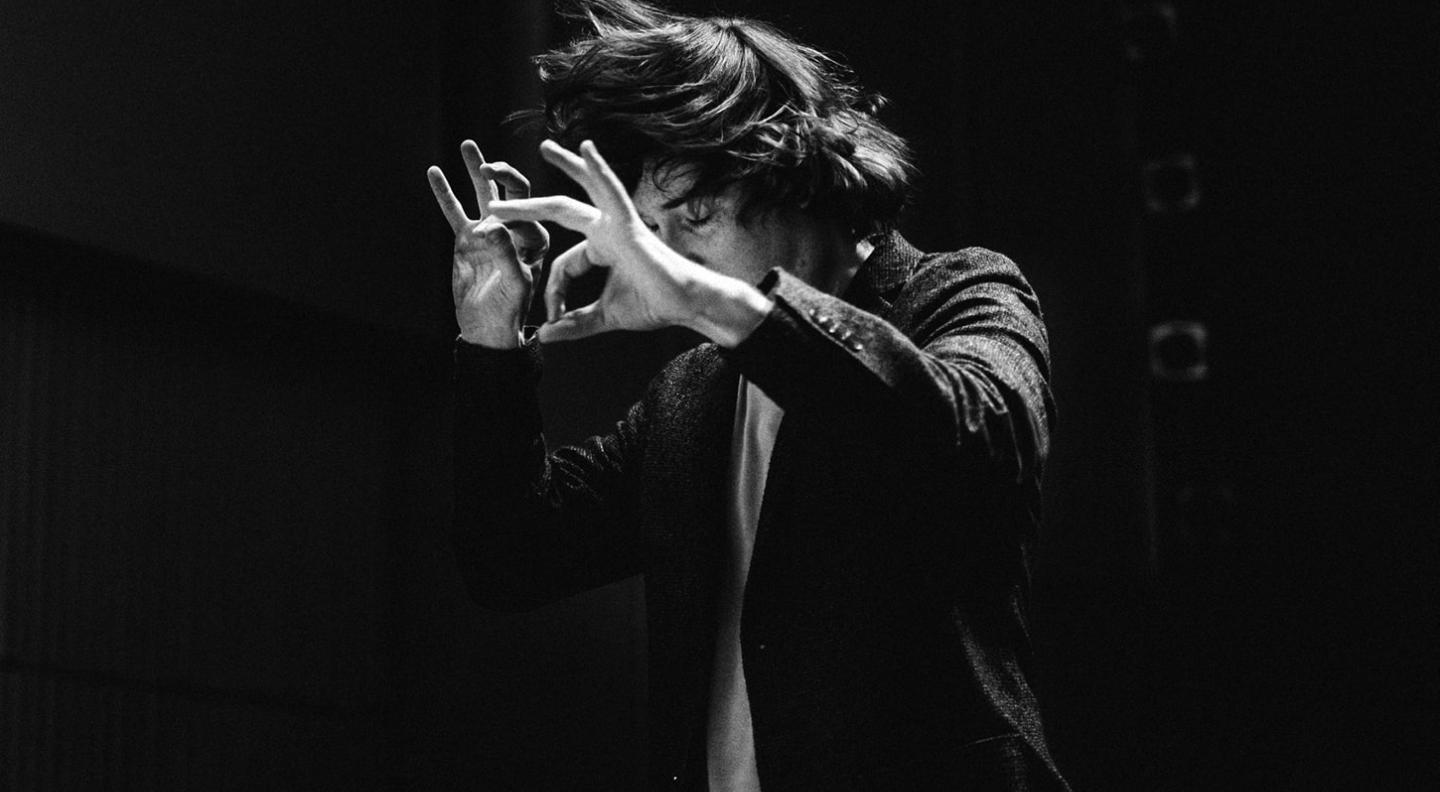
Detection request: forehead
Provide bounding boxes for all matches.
[631,160,700,213]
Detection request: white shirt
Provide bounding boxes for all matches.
[706,377,783,792]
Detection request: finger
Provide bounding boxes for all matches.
[460,140,499,216]
[544,255,569,323]
[545,242,595,322]
[539,139,595,194]
[478,162,531,200]
[538,303,607,343]
[507,219,550,266]
[426,166,469,232]
[545,267,565,323]
[489,196,600,234]
[578,140,638,221]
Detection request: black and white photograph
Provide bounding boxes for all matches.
[1,1,1434,789]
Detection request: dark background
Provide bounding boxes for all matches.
[1,0,1435,789]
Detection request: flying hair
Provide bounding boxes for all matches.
[511,0,917,236]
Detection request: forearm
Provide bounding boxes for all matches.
[451,338,643,610]
[679,267,775,348]
[451,338,549,609]
[452,337,546,495]
[721,253,1053,483]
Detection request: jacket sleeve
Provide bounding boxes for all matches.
[723,247,1053,488]
[451,336,646,612]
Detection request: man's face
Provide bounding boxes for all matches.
[631,162,812,287]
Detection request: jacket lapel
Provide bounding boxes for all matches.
[744,231,924,616]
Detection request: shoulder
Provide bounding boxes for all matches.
[861,233,1033,310]
[910,246,1032,290]
[893,245,1042,318]
[885,245,1050,368]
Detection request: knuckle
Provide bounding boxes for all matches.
[476,223,510,244]
[456,224,513,253]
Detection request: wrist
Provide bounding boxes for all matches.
[458,323,524,349]
[683,269,774,348]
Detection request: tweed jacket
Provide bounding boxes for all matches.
[452,233,1070,790]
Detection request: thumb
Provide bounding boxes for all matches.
[537,303,607,343]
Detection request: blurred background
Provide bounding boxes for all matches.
[1,0,1435,788]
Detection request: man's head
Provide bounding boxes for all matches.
[525,0,916,241]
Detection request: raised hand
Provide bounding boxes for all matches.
[427,140,550,348]
[486,140,768,345]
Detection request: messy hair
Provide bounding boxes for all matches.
[518,0,917,236]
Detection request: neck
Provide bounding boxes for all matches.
[796,225,874,297]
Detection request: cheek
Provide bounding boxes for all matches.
[717,233,782,283]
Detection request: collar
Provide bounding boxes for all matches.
[841,230,924,316]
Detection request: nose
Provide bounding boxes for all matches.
[652,217,680,247]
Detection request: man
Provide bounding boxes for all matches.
[426,0,1069,788]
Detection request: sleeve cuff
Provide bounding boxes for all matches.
[454,330,543,391]
[722,269,883,411]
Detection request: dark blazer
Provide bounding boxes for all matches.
[452,233,1070,790]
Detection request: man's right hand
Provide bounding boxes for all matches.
[427,140,549,348]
